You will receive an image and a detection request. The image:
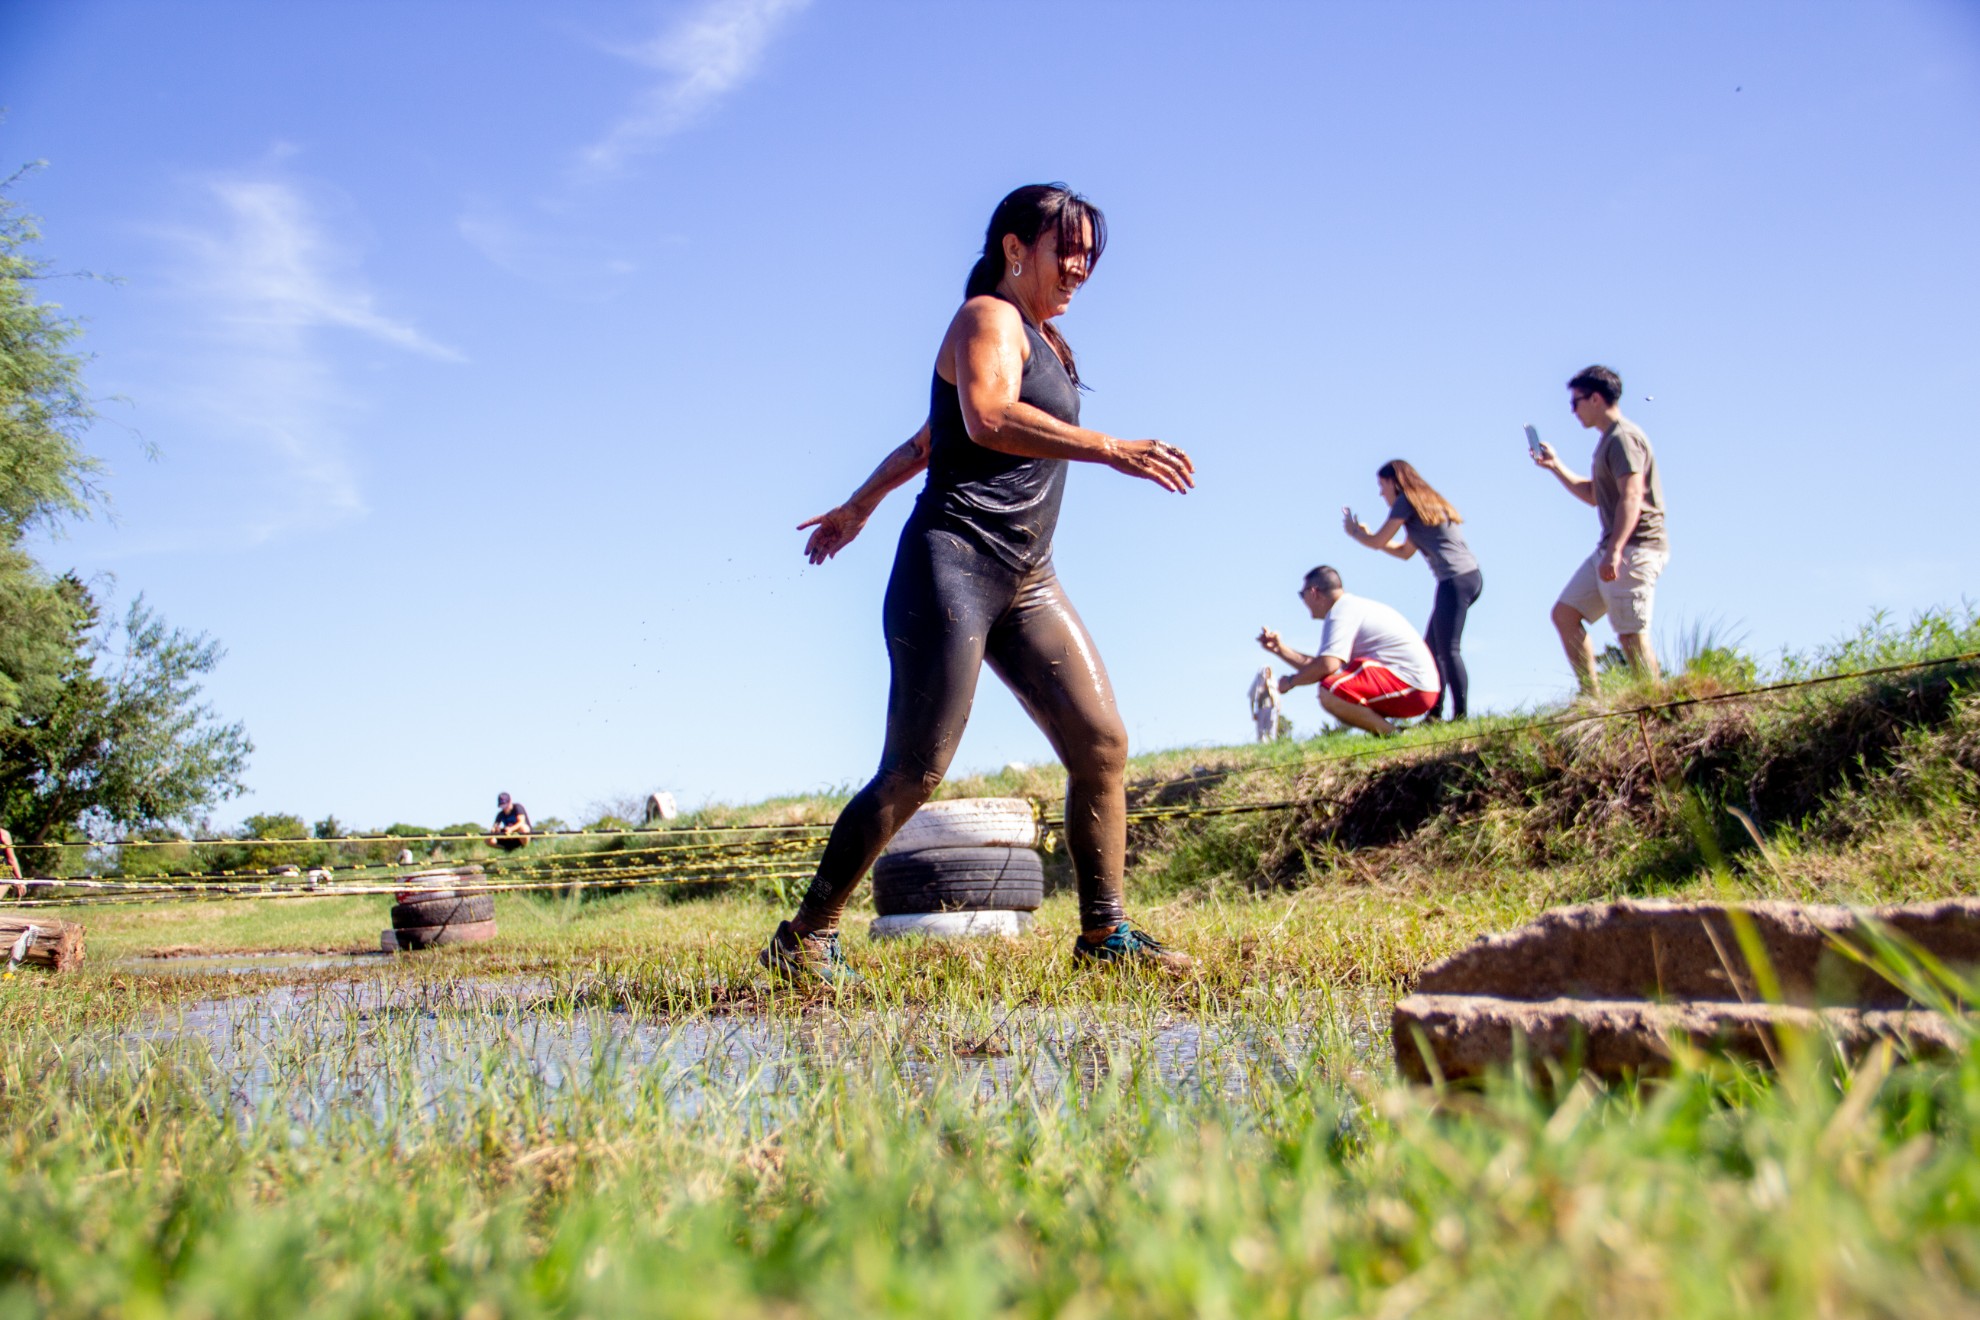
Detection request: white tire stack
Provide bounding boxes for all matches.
[869,798,1042,940]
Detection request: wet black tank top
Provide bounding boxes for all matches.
[913,306,1080,572]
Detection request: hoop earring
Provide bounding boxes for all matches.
[1011,262,1022,278]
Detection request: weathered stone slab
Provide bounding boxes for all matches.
[1415,899,1980,1009]
[1393,993,1962,1084]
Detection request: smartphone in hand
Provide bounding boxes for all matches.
[1524,424,1543,458]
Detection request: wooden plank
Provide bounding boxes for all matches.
[0,917,84,972]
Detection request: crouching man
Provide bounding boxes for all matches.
[486,791,532,852]
[1257,566,1440,737]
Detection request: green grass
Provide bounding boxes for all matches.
[5,605,1980,1315]
[2,900,1977,1316]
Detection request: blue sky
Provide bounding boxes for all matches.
[3,0,1977,832]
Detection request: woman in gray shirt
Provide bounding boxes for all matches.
[1342,459,1483,720]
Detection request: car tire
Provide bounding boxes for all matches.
[871,846,1044,915]
[881,799,1037,856]
[393,919,497,951]
[390,894,495,928]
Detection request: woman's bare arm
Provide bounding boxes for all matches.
[946,298,1194,493]
[1344,510,1413,559]
[797,423,931,564]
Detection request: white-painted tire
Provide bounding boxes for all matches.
[881,798,1037,856]
[868,910,1033,941]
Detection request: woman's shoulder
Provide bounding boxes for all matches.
[953,294,1028,334]
[940,295,1032,368]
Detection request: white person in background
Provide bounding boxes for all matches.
[1248,666,1282,742]
[1341,458,1483,722]
[1257,566,1440,737]
[1531,364,1669,691]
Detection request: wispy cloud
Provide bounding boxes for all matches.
[163,175,460,540]
[190,180,462,361]
[578,0,810,178]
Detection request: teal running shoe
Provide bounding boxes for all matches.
[759,920,863,986]
[1072,921,1194,974]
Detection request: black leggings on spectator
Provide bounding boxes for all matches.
[1426,569,1484,720]
[795,522,1129,933]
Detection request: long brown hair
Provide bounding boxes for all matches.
[1379,459,1461,527]
[964,184,1107,388]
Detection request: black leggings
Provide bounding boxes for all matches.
[1425,569,1483,719]
[795,522,1129,932]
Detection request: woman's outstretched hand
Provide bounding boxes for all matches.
[798,504,871,564]
[1106,439,1196,493]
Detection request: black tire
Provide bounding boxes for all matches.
[395,886,488,905]
[394,919,497,951]
[390,894,495,928]
[871,846,1044,916]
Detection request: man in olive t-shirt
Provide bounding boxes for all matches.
[1531,364,1669,690]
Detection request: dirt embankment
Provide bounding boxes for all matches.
[1120,662,1980,893]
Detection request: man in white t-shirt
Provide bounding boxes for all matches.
[1256,565,1441,737]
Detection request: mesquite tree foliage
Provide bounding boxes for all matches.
[0,174,250,851]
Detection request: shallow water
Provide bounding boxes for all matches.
[113,952,386,976]
[115,972,1376,1127]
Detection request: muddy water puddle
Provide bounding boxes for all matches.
[117,973,1376,1125]
[114,952,386,976]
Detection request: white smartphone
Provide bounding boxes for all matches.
[1524,424,1543,457]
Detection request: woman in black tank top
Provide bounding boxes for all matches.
[762,185,1197,981]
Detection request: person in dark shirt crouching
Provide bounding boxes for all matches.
[487,792,531,852]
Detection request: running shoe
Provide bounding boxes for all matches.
[1072,921,1194,973]
[759,920,863,986]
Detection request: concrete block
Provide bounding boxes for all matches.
[1416,898,1980,1009]
[1393,992,1962,1084]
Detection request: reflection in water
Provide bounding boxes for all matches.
[114,974,1380,1128]
[114,953,386,977]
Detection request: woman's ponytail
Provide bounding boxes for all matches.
[964,251,1003,300]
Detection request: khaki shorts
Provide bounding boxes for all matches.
[1558,545,1668,636]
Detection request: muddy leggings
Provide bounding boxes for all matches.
[795,522,1129,933]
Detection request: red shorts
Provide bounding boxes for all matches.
[1320,660,1438,719]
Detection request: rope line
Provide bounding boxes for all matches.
[12,846,827,897]
[8,865,815,909]
[35,819,837,853]
[88,832,832,883]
